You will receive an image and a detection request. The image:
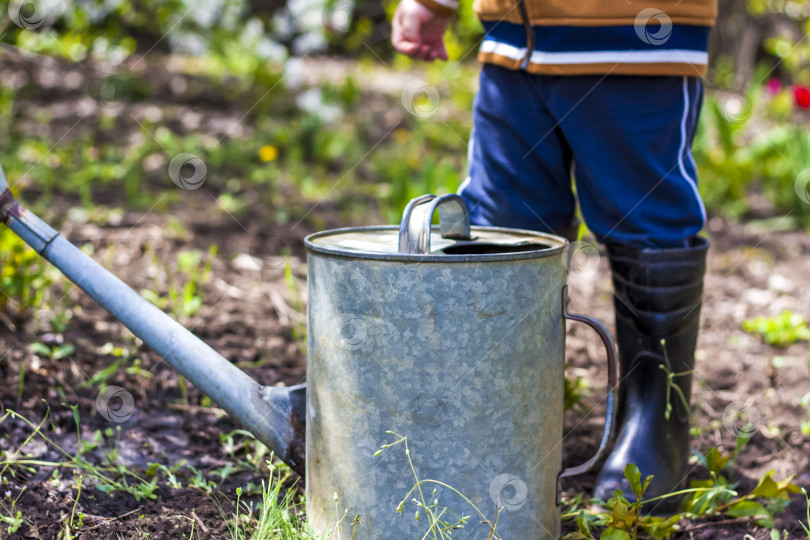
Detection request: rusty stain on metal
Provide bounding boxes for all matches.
[0,190,16,221]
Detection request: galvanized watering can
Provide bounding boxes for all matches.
[305,194,617,538]
[0,166,617,539]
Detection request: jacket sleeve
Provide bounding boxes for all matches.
[414,0,458,17]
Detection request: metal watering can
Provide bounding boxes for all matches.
[1,166,617,538]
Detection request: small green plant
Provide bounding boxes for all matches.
[82,342,149,388]
[743,311,810,348]
[562,447,801,539]
[374,431,500,540]
[0,405,160,501]
[799,488,810,538]
[0,485,26,536]
[562,465,681,540]
[220,430,270,472]
[141,245,217,323]
[146,463,184,490]
[29,342,75,361]
[675,445,800,528]
[214,458,325,540]
[0,227,61,322]
[64,473,85,539]
[564,366,591,412]
[658,339,693,421]
[174,247,217,317]
[47,304,74,334]
[186,466,217,494]
[800,391,810,436]
[683,466,799,528]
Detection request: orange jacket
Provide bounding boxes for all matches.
[416,0,717,76]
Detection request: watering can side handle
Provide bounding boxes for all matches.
[557,284,618,499]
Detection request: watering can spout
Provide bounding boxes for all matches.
[0,165,306,476]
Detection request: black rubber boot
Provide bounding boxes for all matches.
[593,236,709,514]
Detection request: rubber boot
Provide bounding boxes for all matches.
[593,236,709,514]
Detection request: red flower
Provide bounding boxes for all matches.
[794,85,810,109]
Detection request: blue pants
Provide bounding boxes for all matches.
[459,64,706,248]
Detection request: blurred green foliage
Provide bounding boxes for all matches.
[749,0,810,84]
[693,93,758,218]
[0,227,59,321]
[141,245,217,322]
[6,0,280,64]
[743,310,810,348]
[0,55,475,225]
[694,80,810,224]
[1,0,809,329]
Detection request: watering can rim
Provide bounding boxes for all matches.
[304,224,568,263]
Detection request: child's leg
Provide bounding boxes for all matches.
[459,64,578,238]
[543,74,708,513]
[546,75,705,249]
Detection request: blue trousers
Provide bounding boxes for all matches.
[459,64,706,248]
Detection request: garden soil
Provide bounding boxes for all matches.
[1,210,809,539]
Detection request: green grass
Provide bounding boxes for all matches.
[0,406,323,538]
[216,461,327,540]
[0,227,63,323]
[2,395,806,538]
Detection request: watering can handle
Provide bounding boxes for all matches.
[398,193,472,254]
[557,284,618,501]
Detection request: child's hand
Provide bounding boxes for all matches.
[391,0,450,62]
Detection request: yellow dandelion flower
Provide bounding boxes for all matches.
[393,128,410,145]
[259,145,279,162]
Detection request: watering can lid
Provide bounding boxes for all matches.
[305,194,567,262]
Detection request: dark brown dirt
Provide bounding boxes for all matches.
[5,483,230,540]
